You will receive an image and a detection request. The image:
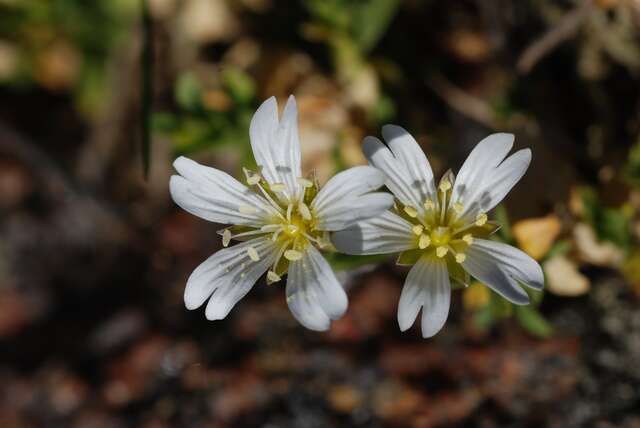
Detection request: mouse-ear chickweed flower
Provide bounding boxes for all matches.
[332,126,544,338]
[170,96,393,331]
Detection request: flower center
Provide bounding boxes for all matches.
[396,175,497,265]
[220,170,328,284]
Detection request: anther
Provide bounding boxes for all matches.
[222,229,231,247]
[436,246,448,258]
[247,247,260,262]
[297,177,313,188]
[419,234,431,249]
[270,183,286,192]
[475,213,487,226]
[284,249,303,261]
[298,203,312,221]
[423,200,435,210]
[267,271,281,283]
[239,205,257,214]
[404,206,418,218]
[439,179,451,193]
[412,225,424,235]
[455,253,466,263]
[453,202,464,214]
[462,234,474,245]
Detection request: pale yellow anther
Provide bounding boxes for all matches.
[284,249,303,261]
[404,206,418,218]
[239,205,257,214]
[267,270,281,283]
[270,183,286,192]
[247,247,260,262]
[475,213,488,226]
[297,177,313,188]
[298,203,312,221]
[455,253,467,263]
[247,174,261,185]
[453,202,464,214]
[439,179,451,193]
[462,234,474,245]
[423,199,435,210]
[222,229,231,247]
[412,225,424,236]
[419,234,431,249]
[436,246,449,258]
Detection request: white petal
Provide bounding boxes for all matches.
[397,258,451,338]
[249,96,301,200]
[363,136,426,213]
[315,192,394,231]
[467,149,531,216]
[331,210,415,255]
[183,238,278,319]
[285,245,348,331]
[312,166,385,213]
[449,133,529,220]
[382,125,436,199]
[311,165,392,231]
[462,238,544,305]
[170,157,274,226]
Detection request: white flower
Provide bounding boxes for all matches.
[169,96,393,331]
[332,126,544,338]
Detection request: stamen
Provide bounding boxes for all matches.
[239,205,257,214]
[453,202,464,214]
[271,183,286,192]
[423,199,435,210]
[439,179,451,193]
[297,177,313,188]
[222,229,231,247]
[462,234,474,245]
[286,204,293,222]
[475,213,488,226]
[284,249,303,261]
[418,234,431,249]
[436,246,448,258]
[260,224,280,232]
[404,206,418,218]
[298,203,312,221]
[455,253,466,263]
[247,174,261,186]
[412,225,424,235]
[247,247,260,262]
[267,270,281,283]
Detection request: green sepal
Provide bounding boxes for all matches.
[447,258,470,289]
[396,249,422,266]
[464,221,501,238]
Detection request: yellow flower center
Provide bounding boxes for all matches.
[220,172,328,284]
[396,175,498,266]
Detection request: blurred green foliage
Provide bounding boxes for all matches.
[0,0,135,116]
[581,187,631,251]
[154,68,258,168]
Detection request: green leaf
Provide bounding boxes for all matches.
[352,0,400,53]
[515,305,553,338]
[221,67,255,104]
[175,72,202,111]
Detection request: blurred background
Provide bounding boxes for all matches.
[1,0,640,426]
